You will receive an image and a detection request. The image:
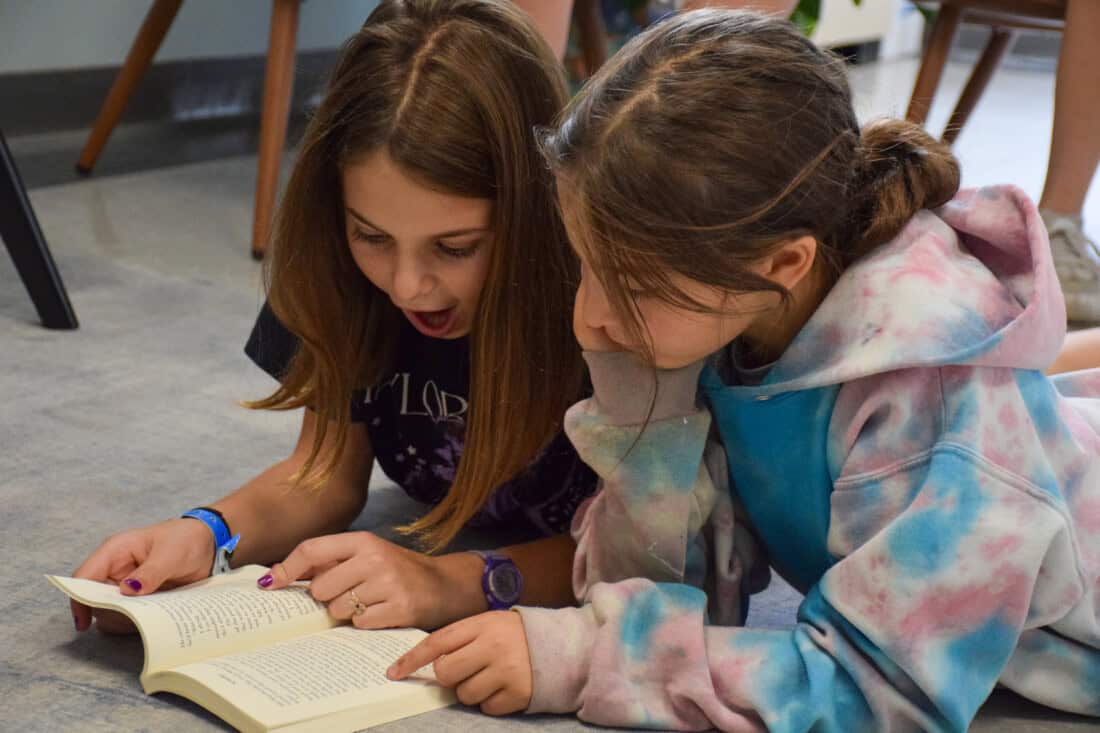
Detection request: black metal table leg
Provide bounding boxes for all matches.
[0,129,78,329]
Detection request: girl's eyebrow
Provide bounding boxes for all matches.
[345,206,489,239]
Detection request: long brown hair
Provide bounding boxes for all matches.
[541,10,960,359]
[248,0,584,550]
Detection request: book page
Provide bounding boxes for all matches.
[48,566,338,676]
[158,626,454,731]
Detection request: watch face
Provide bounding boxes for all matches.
[488,565,522,603]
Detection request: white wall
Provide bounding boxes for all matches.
[811,0,895,51]
[0,0,381,74]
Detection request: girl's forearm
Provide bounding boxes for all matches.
[430,533,579,625]
[209,459,368,567]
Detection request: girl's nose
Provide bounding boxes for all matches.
[578,271,615,331]
[391,253,434,304]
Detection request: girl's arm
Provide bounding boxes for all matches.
[70,408,372,632]
[232,409,581,620]
[566,352,715,595]
[211,407,373,567]
[565,351,763,624]
[520,455,1076,733]
[1048,327,1100,375]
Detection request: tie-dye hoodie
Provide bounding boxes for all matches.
[515,185,1100,732]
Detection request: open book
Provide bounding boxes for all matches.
[48,565,455,732]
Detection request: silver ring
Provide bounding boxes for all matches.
[348,589,367,617]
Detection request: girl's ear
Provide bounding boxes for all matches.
[756,235,817,292]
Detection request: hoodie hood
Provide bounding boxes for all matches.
[754,185,1066,395]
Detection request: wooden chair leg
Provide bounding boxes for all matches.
[942,28,1016,146]
[251,0,300,260]
[76,0,184,174]
[906,3,963,127]
[1,131,78,329]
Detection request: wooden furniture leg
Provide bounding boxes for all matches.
[76,0,185,174]
[906,3,963,126]
[250,0,300,260]
[942,28,1016,145]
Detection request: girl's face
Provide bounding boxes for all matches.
[574,254,772,369]
[560,196,771,369]
[343,151,493,339]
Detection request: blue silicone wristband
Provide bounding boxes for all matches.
[182,508,232,550]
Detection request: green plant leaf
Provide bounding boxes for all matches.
[793,0,821,34]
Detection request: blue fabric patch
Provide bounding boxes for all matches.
[702,367,840,592]
[885,450,986,577]
[937,615,1019,729]
[620,583,706,661]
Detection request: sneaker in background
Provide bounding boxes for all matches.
[1043,209,1100,324]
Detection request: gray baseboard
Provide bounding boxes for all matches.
[0,50,339,137]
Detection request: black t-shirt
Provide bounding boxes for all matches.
[244,304,597,536]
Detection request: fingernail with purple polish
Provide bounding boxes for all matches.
[74,615,80,631]
[257,574,273,588]
[124,578,142,592]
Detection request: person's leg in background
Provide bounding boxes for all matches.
[680,0,797,15]
[1040,0,1100,323]
[513,0,576,60]
[1048,328,1100,374]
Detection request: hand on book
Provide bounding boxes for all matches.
[259,531,486,631]
[70,518,217,633]
[386,610,533,716]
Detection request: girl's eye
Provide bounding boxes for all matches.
[437,240,481,259]
[352,229,390,246]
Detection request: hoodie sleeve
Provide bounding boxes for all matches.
[519,443,1075,732]
[516,351,765,715]
[561,351,716,597]
[520,359,1094,732]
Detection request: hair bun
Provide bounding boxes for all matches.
[852,118,960,256]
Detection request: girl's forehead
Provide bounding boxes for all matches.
[342,152,493,236]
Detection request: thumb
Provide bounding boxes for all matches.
[118,546,184,596]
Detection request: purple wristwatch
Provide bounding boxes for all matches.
[473,551,523,610]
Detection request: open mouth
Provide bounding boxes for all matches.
[403,306,459,337]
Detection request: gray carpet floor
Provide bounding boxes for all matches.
[4,55,1100,732]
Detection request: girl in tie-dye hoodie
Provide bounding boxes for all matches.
[513,9,1100,732]
[389,9,1100,731]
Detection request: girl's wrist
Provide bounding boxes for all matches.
[433,551,491,623]
[172,517,218,573]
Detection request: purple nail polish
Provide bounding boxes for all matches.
[257,574,273,588]
[124,578,142,592]
[73,615,80,631]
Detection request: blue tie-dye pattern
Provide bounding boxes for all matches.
[802,587,950,730]
[1015,371,1072,497]
[618,426,708,501]
[568,411,706,500]
[1082,656,1100,715]
[936,616,1020,729]
[1016,370,1070,438]
[619,583,706,661]
[886,450,986,576]
[944,379,979,435]
[685,537,707,587]
[722,593,883,733]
